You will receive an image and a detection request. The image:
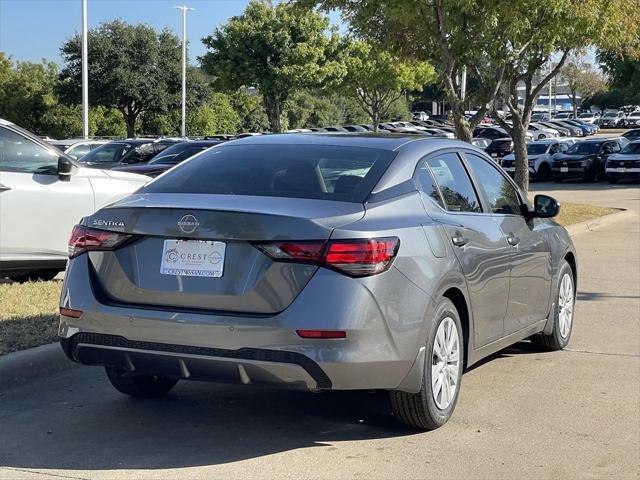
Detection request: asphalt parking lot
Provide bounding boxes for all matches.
[1,183,638,480]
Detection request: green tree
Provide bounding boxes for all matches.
[561,56,608,116]
[314,0,639,191]
[340,41,436,131]
[201,0,347,133]
[597,50,640,106]
[0,54,59,134]
[229,89,271,133]
[187,93,242,135]
[59,20,184,137]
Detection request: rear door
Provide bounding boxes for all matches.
[423,152,510,347]
[462,152,552,334]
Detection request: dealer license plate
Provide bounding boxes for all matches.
[160,240,226,277]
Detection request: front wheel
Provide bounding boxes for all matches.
[106,367,178,398]
[531,260,575,351]
[390,298,464,430]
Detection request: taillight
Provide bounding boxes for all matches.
[254,237,399,277]
[68,225,131,258]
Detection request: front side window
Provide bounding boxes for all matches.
[425,153,481,213]
[0,127,59,174]
[67,144,91,159]
[465,153,522,215]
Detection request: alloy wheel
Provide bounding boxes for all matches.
[431,317,461,410]
[558,273,574,338]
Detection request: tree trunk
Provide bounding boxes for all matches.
[264,96,283,133]
[512,121,529,192]
[121,108,137,138]
[372,108,380,132]
[571,91,578,118]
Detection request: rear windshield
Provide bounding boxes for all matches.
[141,144,395,203]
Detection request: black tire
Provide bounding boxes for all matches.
[390,298,464,430]
[9,269,60,283]
[531,260,575,351]
[105,367,178,398]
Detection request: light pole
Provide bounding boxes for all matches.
[175,5,193,138]
[81,0,89,139]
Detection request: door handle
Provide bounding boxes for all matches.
[507,235,520,246]
[451,235,469,247]
[0,183,11,192]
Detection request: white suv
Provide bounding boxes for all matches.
[0,119,150,281]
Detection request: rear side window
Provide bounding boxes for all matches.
[416,162,444,208]
[142,144,395,203]
[426,153,481,213]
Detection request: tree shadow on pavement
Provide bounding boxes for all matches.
[0,369,417,471]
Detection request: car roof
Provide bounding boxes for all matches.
[224,132,460,152]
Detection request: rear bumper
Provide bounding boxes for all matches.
[61,333,330,390]
[58,254,433,393]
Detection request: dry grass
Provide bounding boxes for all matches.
[0,280,62,355]
[554,202,619,227]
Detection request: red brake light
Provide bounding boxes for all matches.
[68,225,131,258]
[254,237,399,277]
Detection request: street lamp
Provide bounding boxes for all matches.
[81,0,89,139]
[174,5,194,138]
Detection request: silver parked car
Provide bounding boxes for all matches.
[59,134,577,430]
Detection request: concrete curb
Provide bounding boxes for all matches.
[0,342,76,392]
[564,208,637,237]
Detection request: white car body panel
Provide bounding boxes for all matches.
[0,119,150,271]
[0,167,149,260]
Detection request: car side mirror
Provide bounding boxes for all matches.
[58,156,75,179]
[532,194,560,218]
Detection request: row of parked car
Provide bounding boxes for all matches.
[498,132,640,184]
[530,110,640,129]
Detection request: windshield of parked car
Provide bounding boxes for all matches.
[527,144,550,155]
[79,143,132,163]
[142,144,395,203]
[620,143,640,154]
[149,143,215,165]
[603,112,617,118]
[566,142,602,154]
[579,113,594,118]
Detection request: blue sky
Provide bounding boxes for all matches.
[0,0,344,65]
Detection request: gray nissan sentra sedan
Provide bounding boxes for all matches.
[59,134,577,430]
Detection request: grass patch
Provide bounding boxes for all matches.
[0,280,62,355]
[555,202,619,227]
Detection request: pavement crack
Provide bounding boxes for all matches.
[564,348,639,358]
[0,467,92,480]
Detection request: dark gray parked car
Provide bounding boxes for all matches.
[59,134,577,430]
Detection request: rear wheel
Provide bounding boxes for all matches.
[390,298,464,430]
[105,367,178,398]
[531,260,575,351]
